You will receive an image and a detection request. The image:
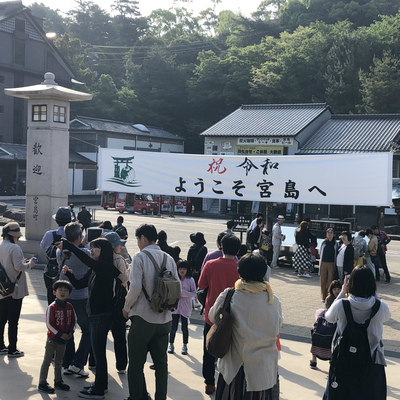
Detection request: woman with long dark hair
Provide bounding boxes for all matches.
[0,222,36,358]
[59,237,119,399]
[293,221,312,278]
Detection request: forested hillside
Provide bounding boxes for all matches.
[30,0,400,152]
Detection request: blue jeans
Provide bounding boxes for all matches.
[89,313,112,393]
[63,298,91,369]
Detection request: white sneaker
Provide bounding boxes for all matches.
[303,274,312,278]
[68,364,89,377]
[63,367,72,375]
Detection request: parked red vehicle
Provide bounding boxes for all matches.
[154,195,192,214]
[101,191,159,215]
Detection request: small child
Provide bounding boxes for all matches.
[168,260,196,355]
[310,280,342,369]
[38,280,76,394]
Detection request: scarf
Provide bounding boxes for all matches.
[234,279,274,305]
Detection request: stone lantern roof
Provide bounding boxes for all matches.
[4,72,92,101]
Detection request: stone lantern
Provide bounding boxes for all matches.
[4,72,92,251]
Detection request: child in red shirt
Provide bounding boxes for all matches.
[38,280,76,393]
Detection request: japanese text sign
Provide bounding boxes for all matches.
[98,149,392,206]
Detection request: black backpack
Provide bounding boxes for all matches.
[0,263,21,297]
[45,231,61,278]
[112,277,128,322]
[311,311,336,354]
[329,299,381,396]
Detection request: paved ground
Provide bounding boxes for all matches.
[1,207,400,399]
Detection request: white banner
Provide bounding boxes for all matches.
[98,149,392,206]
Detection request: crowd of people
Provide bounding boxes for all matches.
[0,208,394,400]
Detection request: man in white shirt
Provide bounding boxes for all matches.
[271,215,286,268]
[123,224,179,400]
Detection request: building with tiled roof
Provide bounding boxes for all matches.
[297,114,400,154]
[201,103,331,156]
[0,142,95,195]
[199,103,400,226]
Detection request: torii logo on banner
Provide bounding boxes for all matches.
[106,155,142,188]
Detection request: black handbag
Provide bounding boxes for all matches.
[206,288,235,358]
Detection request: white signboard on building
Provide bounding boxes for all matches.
[98,149,392,206]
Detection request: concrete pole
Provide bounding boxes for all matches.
[5,72,92,257]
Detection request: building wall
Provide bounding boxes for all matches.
[0,12,73,144]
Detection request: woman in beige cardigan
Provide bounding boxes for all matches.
[209,253,283,400]
[0,222,35,358]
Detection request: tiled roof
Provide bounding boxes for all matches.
[297,114,400,154]
[0,142,26,160]
[200,103,330,137]
[0,142,95,164]
[70,116,185,141]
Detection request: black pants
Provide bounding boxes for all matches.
[0,297,23,353]
[378,249,390,282]
[111,319,128,371]
[169,314,189,344]
[203,322,215,385]
[43,273,56,305]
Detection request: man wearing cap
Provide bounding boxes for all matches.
[58,222,91,378]
[105,232,129,374]
[40,207,71,304]
[271,215,286,268]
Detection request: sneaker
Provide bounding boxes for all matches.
[79,387,105,399]
[83,385,108,393]
[297,274,304,277]
[205,384,216,395]
[68,364,89,377]
[8,349,24,358]
[303,274,312,278]
[38,382,55,394]
[55,380,70,391]
[181,345,188,355]
[117,369,126,374]
[168,344,174,354]
[310,361,317,369]
[63,367,73,375]
[0,346,8,355]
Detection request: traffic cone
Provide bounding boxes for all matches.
[295,213,299,223]
[191,205,195,214]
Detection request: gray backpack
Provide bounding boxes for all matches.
[141,250,181,313]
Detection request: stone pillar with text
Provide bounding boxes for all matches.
[5,72,92,243]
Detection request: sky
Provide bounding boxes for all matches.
[26,0,264,17]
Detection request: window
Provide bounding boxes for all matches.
[212,145,218,151]
[393,158,400,179]
[82,170,97,190]
[14,41,25,65]
[15,19,25,32]
[32,105,47,121]
[53,105,66,123]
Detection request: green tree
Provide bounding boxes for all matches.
[359,50,400,113]
[29,2,68,34]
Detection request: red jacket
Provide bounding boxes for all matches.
[198,257,239,326]
[46,300,76,342]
